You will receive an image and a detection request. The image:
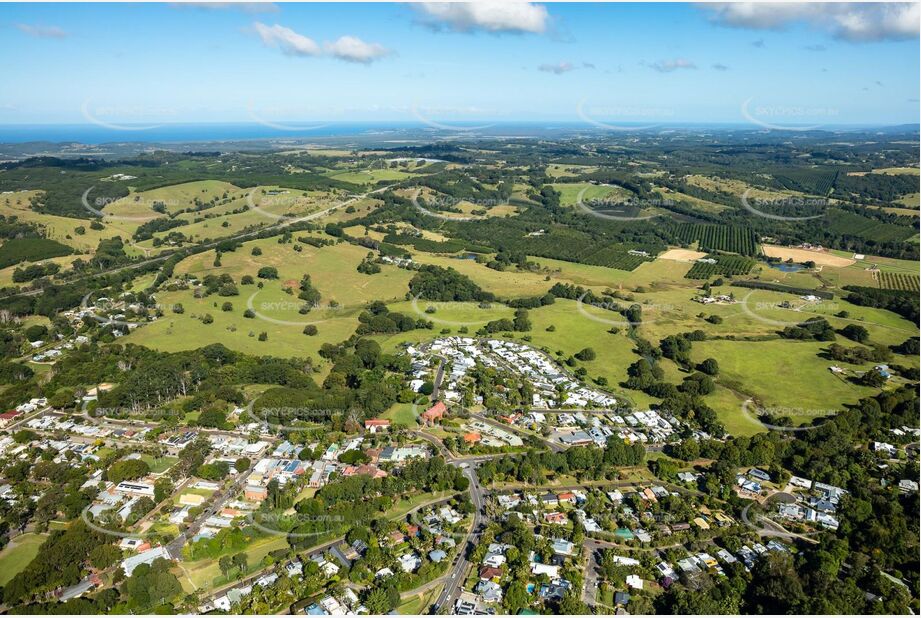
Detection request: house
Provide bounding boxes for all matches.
[463,432,481,445]
[551,538,575,556]
[120,545,171,576]
[476,580,503,604]
[626,575,644,590]
[0,410,22,428]
[429,549,447,563]
[398,553,422,573]
[244,485,268,501]
[557,491,576,504]
[421,401,446,424]
[364,419,391,433]
[544,512,567,524]
[479,566,502,580]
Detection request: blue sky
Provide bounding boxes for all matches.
[1,2,918,127]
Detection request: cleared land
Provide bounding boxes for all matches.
[658,248,707,262]
[761,245,856,267]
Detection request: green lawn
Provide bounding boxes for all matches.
[691,339,878,423]
[141,454,180,474]
[382,402,421,427]
[0,533,47,585]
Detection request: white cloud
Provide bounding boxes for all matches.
[649,58,697,73]
[414,2,549,34]
[253,23,389,64]
[253,22,320,57]
[16,24,68,39]
[538,62,575,74]
[325,36,390,63]
[700,3,920,42]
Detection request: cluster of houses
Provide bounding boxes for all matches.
[240,438,429,504]
[661,538,792,584]
[492,485,735,547]
[735,467,771,495]
[459,419,523,448]
[510,408,688,448]
[408,338,617,409]
[694,294,734,305]
[454,538,576,614]
[772,475,848,531]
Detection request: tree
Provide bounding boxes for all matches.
[697,358,720,375]
[234,457,251,473]
[303,325,318,336]
[257,266,279,279]
[219,555,233,578]
[107,459,151,485]
[840,324,870,343]
[575,347,596,361]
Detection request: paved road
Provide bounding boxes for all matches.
[167,460,259,559]
[432,464,486,613]
[468,412,565,453]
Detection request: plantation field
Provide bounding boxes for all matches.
[878,271,920,291]
[0,237,74,269]
[675,223,760,256]
[0,533,47,586]
[685,255,756,279]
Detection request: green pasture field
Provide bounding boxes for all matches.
[0,533,47,586]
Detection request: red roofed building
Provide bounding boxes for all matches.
[0,410,21,428]
[463,432,482,445]
[364,419,391,433]
[479,566,502,580]
[421,401,446,425]
[343,464,388,479]
[557,492,576,503]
